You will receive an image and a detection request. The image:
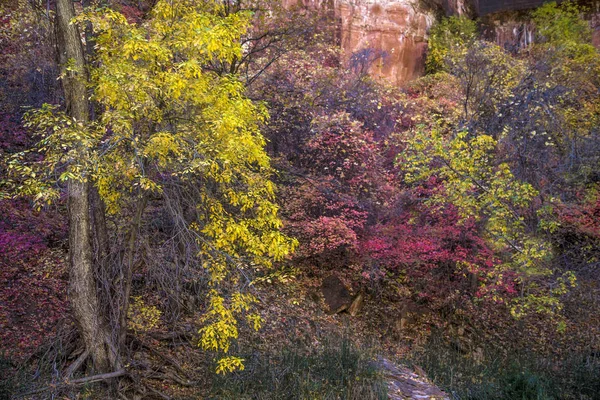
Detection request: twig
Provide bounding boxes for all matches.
[63,349,89,378]
[144,384,171,400]
[149,329,192,342]
[146,371,197,387]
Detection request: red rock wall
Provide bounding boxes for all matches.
[284,0,599,86]
[335,0,434,85]
[284,0,437,84]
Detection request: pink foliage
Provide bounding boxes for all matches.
[119,4,144,23]
[280,109,516,305]
[0,199,68,359]
[283,178,368,260]
[557,192,600,239]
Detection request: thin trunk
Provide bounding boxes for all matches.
[55,0,117,372]
[118,195,148,350]
[80,0,111,284]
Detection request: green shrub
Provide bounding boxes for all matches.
[425,16,478,74]
[566,352,600,399]
[475,366,551,400]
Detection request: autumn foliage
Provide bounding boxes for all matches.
[0,0,599,399]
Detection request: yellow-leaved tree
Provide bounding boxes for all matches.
[6,0,296,374]
[402,127,575,318]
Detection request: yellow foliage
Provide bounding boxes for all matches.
[128,296,162,333]
[216,356,245,374]
[402,127,572,316]
[6,0,297,373]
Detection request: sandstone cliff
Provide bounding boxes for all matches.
[336,0,434,84]
[286,0,600,85]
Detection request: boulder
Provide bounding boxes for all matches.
[321,275,353,314]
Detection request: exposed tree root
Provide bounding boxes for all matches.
[12,369,127,399]
[63,348,89,378]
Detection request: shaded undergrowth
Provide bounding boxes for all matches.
[412,331,600,400]
[208,337,387,399]
[0,355,14,400]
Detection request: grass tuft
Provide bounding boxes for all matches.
[411,331,600,400]
[208,336,387,399]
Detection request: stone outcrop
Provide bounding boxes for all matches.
[482,16,535,51]
[320,275,364,315]
[474,0,552,15]
[284,0,438,84]
[348,291,364,316]
[481,6,600,53]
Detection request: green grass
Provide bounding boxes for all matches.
[410,331,600,400]
[0,355,16,400]
[208,337,388,399]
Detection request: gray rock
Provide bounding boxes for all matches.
[378,357,449,400]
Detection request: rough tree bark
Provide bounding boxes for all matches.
[55,0,118,372]
[90,187,110,267]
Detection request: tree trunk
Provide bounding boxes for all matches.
[55,0,118,373]
[81,0,111,269]
[90,186,110,267]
